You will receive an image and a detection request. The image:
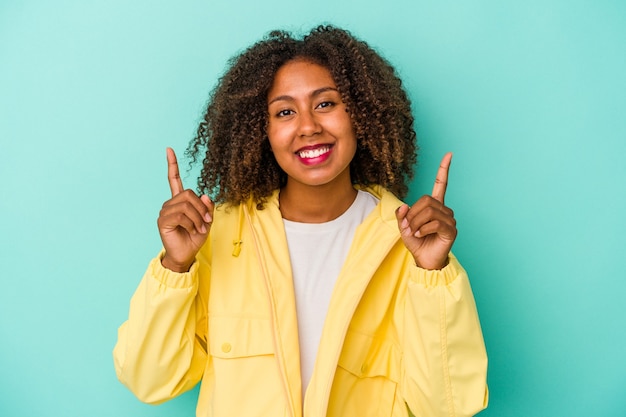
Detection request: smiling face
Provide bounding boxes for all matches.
[266,59,357,192]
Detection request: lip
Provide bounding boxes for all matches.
[295,144,334,165]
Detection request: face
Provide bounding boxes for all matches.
[266,59,357,190]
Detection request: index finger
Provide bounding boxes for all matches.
[431,152,453,203]
[166,147,184,197]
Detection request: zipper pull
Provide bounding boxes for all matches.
[232,240,243,257]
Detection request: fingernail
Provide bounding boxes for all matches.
[200,225,207,234]
[401,218,409,229]
[204,213,212,223]
[414,230,421,238]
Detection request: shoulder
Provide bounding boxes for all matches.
[212,190,282,233]
[214,190,281,217]
[359,185,405,220]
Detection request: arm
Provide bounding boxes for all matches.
[401,256,488,417]
[113,252,210,403]
[396,154,488,415]
[113,148,214,403]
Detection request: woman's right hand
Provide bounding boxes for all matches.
[157,147,214,272]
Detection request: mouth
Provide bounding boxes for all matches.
[296,145,332,159]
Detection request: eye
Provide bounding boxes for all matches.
[316,101,335,110]
[276,109,294,117]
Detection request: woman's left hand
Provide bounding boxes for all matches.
[395,152,457,270]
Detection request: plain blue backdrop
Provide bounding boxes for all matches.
[1,0,625,416]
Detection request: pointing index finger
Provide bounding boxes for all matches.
[432,152,452,203]
[166,147,184,197]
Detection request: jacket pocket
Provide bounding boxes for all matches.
[328,329,403,417]
[209,315,274,358]
[207,316,286,416]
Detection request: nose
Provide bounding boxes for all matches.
[297,110,322,137]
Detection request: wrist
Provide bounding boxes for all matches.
[414,255,449,271]
[161,253,193,273]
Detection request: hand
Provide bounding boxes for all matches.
[157,147,214,272]
[395,152,457,270]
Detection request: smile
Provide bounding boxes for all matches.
[297,145,332,159]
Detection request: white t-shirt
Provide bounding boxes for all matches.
[282,190,379,396]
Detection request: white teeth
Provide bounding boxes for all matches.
[298,146,330,159]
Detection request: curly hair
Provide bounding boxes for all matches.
[186,25,417,207]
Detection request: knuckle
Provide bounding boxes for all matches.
[161,198,173,209]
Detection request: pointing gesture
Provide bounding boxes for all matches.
[395,152,457,270]
[431,152,451,204]
[167,147,185,197]
[158,148,215,272]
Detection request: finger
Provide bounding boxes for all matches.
[160,198,209,234]
[166,147,184,197]
[414,218,457,241]
[158,211,206,235]
[432,152,452,204]
[164,190,212,223]
[408,195,453,219]
[409,206,456,238]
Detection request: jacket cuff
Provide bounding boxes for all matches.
[148,250,199,289]
[409,254,463,287]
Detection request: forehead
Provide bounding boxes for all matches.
[268,59,337,99]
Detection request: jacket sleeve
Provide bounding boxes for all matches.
[401,254,488,417]
[113,251,210,404]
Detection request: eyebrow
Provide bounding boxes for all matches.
[267,86,339,106]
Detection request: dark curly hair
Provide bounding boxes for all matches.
[186,25,417,207]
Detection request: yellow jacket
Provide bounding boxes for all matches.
[113,186,488,417]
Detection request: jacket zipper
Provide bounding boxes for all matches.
[244,204,297,417]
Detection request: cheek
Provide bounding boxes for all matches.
[339,119,357,152]
[266,123,287,149]
[266,127,279,151]
[336,113,356,137]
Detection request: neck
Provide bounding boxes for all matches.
[279,181,358,223]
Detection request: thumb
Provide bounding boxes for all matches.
[200,194,215,223]
[395,204,412,237]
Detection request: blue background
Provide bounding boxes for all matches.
[1,0,625,416]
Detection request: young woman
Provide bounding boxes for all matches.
[114,25,488,417]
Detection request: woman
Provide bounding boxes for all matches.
[114,25,488,417]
